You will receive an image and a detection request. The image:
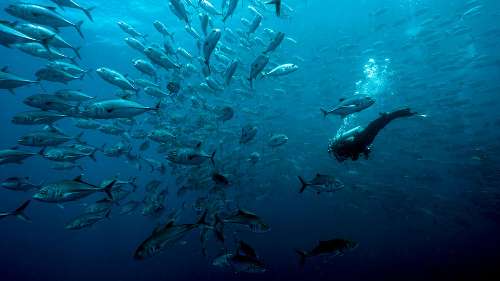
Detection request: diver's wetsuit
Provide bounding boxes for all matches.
[328,108,416,162]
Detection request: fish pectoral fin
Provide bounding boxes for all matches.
[73,174,83,182]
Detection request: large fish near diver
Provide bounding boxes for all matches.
[320,94,375,118]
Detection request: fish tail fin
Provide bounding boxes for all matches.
[73,46,82,60]
[102,180,116,200]
[196,210,209,226]
[209,150,216,167]
[205,60,211,75]
[214,214,225,242]
[320,108,328,119]
[154,101,161,111]
[89,149,97,162]
[159,162,166,174]
[104,208,111,219]
[266,0,281,16]
[14,200,31,223]
[40,36,54,55]
[75,20,84,39]
[86,68,94,78]
[146,161,154,172]
[298,176,308,193]
[83,6,96,22]
[36,179,45,189]
[69,56,79,65]
[38,81,46,92]
[295,249,307,266]
[38,147,46,156]
[129,176,138,192]
[248,78,253,89]
[75,131,85,143]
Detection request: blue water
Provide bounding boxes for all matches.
[1,0,500,280]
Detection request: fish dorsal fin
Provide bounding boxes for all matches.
[195,141,202,149]
[43,125,59,133]
[73,175,83,182]
[237,209,255,217]
[1,66,8,72]
[238,240,257,258]
[154,220,174,234]
[318,240,331,247]
[43,6,58,12]
[339,98,346,102]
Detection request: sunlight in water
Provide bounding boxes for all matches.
[358,57,391,98]
[335,58,391,138]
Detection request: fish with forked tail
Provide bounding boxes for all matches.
[295,238,358,266]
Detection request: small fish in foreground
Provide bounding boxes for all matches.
[295,238,358,265]
[297,174,345,194]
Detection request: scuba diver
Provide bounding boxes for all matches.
[328,107,417,162]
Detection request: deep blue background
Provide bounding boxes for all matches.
[1,0,500,280]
